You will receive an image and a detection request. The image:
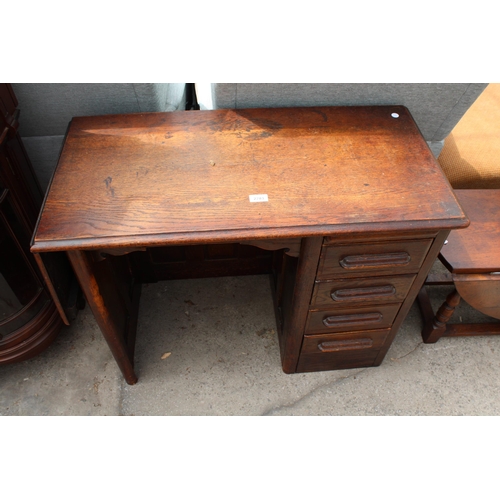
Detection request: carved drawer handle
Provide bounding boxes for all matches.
[331,285,396,302]
[318,338,373,352]
[322,312,382,328]
[339,252,410,270]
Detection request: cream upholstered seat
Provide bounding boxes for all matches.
[438,83,500,189]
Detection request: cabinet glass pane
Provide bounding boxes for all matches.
[0,217,40,322]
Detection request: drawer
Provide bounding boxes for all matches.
[306,303,401,334]
[317,239,433,278]
[311,274,416,309]
[296,328,391,372]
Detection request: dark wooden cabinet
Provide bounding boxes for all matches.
[0,84,64,363]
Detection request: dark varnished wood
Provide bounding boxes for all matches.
[318,239,433,278]
[30,106,469,383]
[297,328,391,372]
[323,231,439,244]
[241,238,301,257]
[330,284,397,302]
[32,106,467,253]
[0,299,62,363]
[0,83,17,128]
[418,190,500,343]
[279,237,323,373]
[454,274,500,320]
[298,229,453,372]
[33,253,70,325]
[307,303,401,334]
[340,252,411,270]
[421,289,461,343]
[130,243,274,282]
[300,329,390,356]
[1,84,67,363]
[373,229,452,365]
[417,287,435,324]
[311,275,416,308]
[438,323,500,336]
[67,250,139,384]
[419,284,500,343]
[440,190,500,274]
[318,338,374,352]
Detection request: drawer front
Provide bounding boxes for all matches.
[311,274,416,309]
[318,239,433,278]
[296,328,391,372]
[306,303,401,334]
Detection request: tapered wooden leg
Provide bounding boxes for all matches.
[421,288,461,343]
[67,250,139,384]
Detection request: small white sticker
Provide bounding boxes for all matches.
[249,194,268,203]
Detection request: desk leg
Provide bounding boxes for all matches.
[67,250,139,385]
[279,237,323,373]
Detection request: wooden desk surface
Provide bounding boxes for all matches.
[32,106,468,252]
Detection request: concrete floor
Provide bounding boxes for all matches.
[2,272,500,416]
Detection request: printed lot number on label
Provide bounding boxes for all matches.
[249,194,268,203]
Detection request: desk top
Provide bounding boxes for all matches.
[440,189,500,273]
[32,106,468,252]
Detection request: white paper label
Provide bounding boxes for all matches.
[249,194,268,203]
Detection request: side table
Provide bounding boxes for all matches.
[418,189,500,342]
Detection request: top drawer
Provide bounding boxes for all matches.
[317,239,433,278]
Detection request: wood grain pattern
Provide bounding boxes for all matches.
[306,303,401,334]
[32,106,468,253]
[374,229,451,363]
[280,236,323,373]
[297,328,391,372]
[317,338,374,352]
[454,274,500,320]
[67,250,138,384]
[311,275,416,308]
[418,190,500,343]
[421,289,461,343]
[440,189,500,273]
[29,106,472,382]
[130,242,274,281]
[301,329,390,355]
[318,239,433,278]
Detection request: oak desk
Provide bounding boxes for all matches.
[31,106,468,384]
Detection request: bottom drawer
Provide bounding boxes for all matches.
[296,328,391,373]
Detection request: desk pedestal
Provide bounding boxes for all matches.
[65,230,449,385]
